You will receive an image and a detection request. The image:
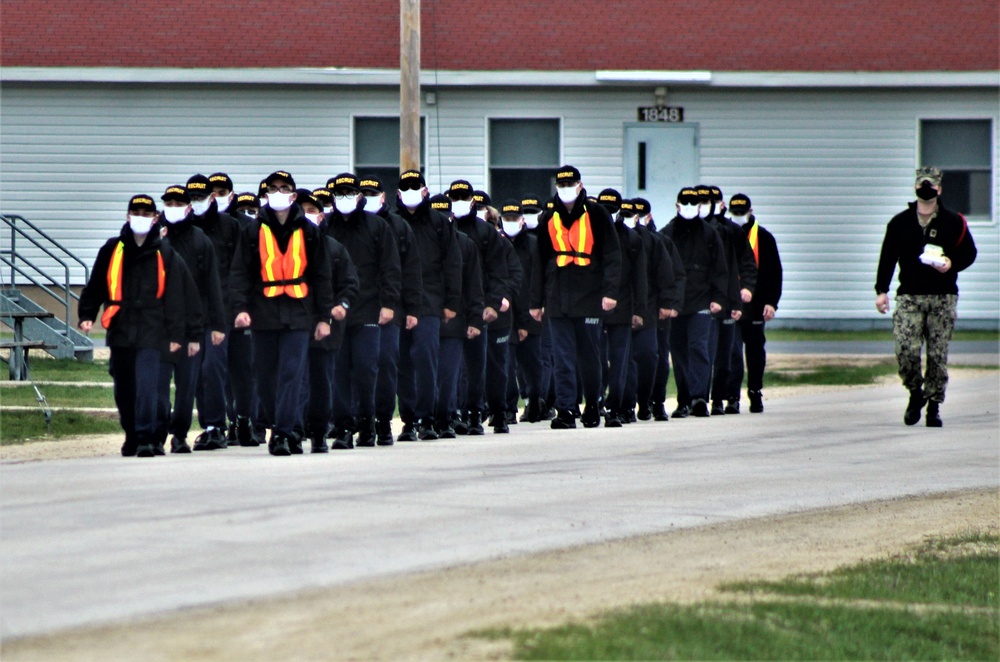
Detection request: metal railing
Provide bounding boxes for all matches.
[1,213,90,332]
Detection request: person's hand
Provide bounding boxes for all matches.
[443,308,457,322]
[731,310,742,321]
[602,297,617,311]
[518,328,528,342]
[631,315,643,330]
[211,331,226,345]
[378,307,394,325]
[467,326,481,339]
[79,320,93,333]
[483,307,498,323]
[658,308,675,320]
[331,305,347,321]
[235,312,251,328]
[314,320,331,341]
[500,297,510,313]
[763,305,776,322]
[530,308,543,322]
[670,309,679,318]
[741,288,753,303]
[169,342,181,353]
[187,341,201,357]
[875,293,889,314]
[406,315,419,330]
[933,257,952,273]
[709,302,722,314]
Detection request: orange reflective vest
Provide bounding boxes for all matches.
[259,224,309,298]
[101,241,165,328]
[747,221,759,267]
[549,211,595,267]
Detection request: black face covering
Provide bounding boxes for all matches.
[916,181,939,201]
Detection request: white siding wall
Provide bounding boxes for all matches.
[1,82,996,324]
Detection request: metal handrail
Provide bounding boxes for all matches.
[1,213,89,334]
[0,257,76,336]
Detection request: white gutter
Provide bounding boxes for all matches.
[1,67,997,88]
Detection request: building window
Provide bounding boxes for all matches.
[489,119,560,205]
[920,119,992,218]
[354,116,425,202]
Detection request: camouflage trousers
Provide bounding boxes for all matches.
[892,294,958,403]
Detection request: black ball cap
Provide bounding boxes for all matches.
[428,193,452,213]
[186,174,212,198]
[555,165,581,184]
[128,194,157,212]
[359,175,385,194]
[597,188,622,213]
[729,194,752,214]
[265,170,296,190]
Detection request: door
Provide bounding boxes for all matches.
[624,124,699,224]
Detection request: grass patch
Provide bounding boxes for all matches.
[723,532,999,608]
[474,532,999,661]
[1,410,121,445]
[0,357,112,383]
[767,361,898,386]
[767,329,998,342]
[1,383,116,408]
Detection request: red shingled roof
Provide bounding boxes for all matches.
[4,0,997,71]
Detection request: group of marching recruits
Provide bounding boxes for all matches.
[79,165,782,457]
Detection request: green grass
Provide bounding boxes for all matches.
[1,383,116,408]
[1,357,112,383]
[767,361,899,386]
[1,410,121,445]
[474,532,999,661]
[767,329,999,342]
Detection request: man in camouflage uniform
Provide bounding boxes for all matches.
[875,167,977,428]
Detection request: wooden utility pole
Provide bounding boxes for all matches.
[400,0,420,173]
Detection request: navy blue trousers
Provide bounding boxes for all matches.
[302,345,336,436]
[627,325,658,411]
[253,328,309,436]
[737,319,767,393]
[158,348,201,440]
[461,329,487,414]
[435,336,464,422]
[398,315,441,423]
[333,324,381,428]
[196,329,229,429]
[549,317,603,412]
[486,327,511,417]
[539,318,555,405]
[650,323,672,406]
[375,322,401,422]
[670,313,713,406]
[709,319,737,403]
[110,346,161,445]
[226,327,257,423]
[603,323,632,413]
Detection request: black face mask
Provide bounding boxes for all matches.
[916,181,939,201]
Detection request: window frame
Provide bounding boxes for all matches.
[916,116,995,225]
[351,114,429,187]
[485,116,563,202]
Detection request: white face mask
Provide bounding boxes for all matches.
[523,213,539,230]
[501,220,523,237]
[636,214,650,227]
[730,213,747,223]
[267,192,294,212]
[335,195,359,215]
[304,212,323,226]
[713,202,724,215]
[697,203,711,219]
[163,206,189,224]
[556,185,579,205]
[190,197,213,216]
[128,214,155,235]
[451,200,473,218]
[399,189,424,208]
[215,194,232,213]
[476,208,488,221]
[242,209,258,219]
[621,215,638,229]
[364,194,382,209]
[678,204,700,220]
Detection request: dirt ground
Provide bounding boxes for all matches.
[2,366,997,661]
[3,489,995,662]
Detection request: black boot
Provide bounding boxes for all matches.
[581,405,600,428]
[604,411,622,428]
[236,416,261,447]
[311,435,329,453]
[724,400,740,415]
[417,417,439,440]
[651,403,669,422]
[331,427,354,450]
[671,404,690,419]
[376,417,394,446]
[355,417,376,447]
[397,421,417,442]
[453,411,469,435]
[925,401,943,427]
[904,389,926,426]
[710,401,726,416]
[170,435,191,454]
[269,431,291,456]
[748,390,764,414]
[550,410,577,429]
[466,410,485,436]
